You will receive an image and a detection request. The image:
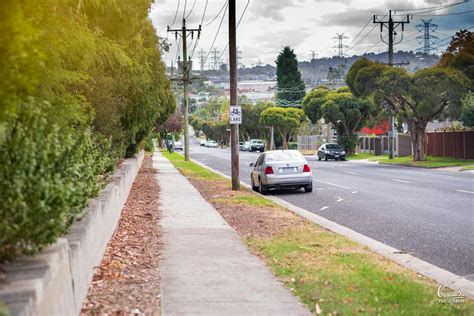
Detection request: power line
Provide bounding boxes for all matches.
[170,0,181,28]
[394,0,470,13]
[185,0,197,19]
[203,1,228,66]
[182,0,187,19]
[203,0,228,26]
[200,0,209,24]
[218,0,251,59]
[348,17,372,45]
[413,9,474,17]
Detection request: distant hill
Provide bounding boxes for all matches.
[200,51,440,85]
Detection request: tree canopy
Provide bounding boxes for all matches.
[275,46,306,106]
[347,58,469,160]
[260,107,305,149]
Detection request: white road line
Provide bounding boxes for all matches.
[392,179,411,184]
[313,179,351,190]
[457,190,474,194]
[345,171,357,175]
[352,191,358,194]
[337,198,344,202]
[320,206,330,211]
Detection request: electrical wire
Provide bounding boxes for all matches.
[185,0,197,19]
[170,0,181,28]
[218,0,251,59]
[394,0,470,13]
[203,0,228,26]
[413,9,474,17]
[348,17,372,45]
[200,0,209,24]
[203,1,229,66]
[183,0,187,19]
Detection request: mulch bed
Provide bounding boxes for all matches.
[81,155,162,315]
[188,178,308,238]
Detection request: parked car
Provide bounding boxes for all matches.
[238,142,244,151]
[317,143,346,161]
[249,139,265,152]
[200,139,207,146]
[243,141,251,151]
[205,140,218,148]
[174,141,183,151]
[249,150,312,194]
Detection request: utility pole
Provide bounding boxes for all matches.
[168,19,202,161]
[309,50,318,61]
[373,10,410,160]
[416,19,438,55]
[333,33,349,57]
[229,0,240,190]
[198,48,206,71]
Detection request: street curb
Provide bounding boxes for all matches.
[189,157,474,299]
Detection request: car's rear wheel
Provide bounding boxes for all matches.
[324,154,328,161]
[318,154,321,161]
[304,184,313,193]
[259,178,268,195]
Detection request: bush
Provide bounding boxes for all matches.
[0,102,114,262]
[288,142,298,150]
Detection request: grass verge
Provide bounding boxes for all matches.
[460,165,474,171]
[375,156,474,168]
[347,153,385,160]
[161,151,474,315]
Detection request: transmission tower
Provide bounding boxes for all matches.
[198,49,206,71]
[309,50,318,61]
[416,19,438,55]
[211,48,221,70]
[237,47,243,68]
[333,33,349,57]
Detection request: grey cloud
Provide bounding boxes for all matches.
[250,0,301,22]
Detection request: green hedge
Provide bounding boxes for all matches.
[288,142,298,150]
[0,102,114,262]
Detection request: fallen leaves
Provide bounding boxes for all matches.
[81,156,162,315]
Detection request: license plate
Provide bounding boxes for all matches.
[279,167,298,173]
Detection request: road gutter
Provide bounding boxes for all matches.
[190,157,474,299]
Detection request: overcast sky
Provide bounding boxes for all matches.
[150,0,474,68]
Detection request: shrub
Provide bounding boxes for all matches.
[0,101,114,262]
[288,142,298,150]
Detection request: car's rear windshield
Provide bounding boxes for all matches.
[326,144,342,149]
[252,140,263,144]
[266,151,303,162]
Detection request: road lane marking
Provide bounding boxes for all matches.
[337,198,344,202]
[313,179,351,190]
[352,191,358,194]
[392,179,411,184]
[457,190,474,194]
[345,171,357,175]
[320,206,329,211]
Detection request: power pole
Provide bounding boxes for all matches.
[168,19,202,161]
[373,10,410,160]
[333,33,349,57]
[416,19,438,55]
[198,48,206,71]
[229,0,240,190]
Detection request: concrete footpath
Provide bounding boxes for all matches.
[153,152,311,315]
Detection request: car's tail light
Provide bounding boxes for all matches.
[264,166,274,175]
[303,164,311,173]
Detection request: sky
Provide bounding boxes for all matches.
[149,0,474,69]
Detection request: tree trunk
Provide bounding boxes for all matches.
[410,122,426,161]
[281,132,288,149]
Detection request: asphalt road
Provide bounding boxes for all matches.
[185,138,474,280]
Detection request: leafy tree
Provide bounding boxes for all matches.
[438,29,473,90]
[240,101,271,140]
[302,86,330,124]
[260,107,304,149]
[347,59,469,160]
[460,92,474,127]
[276,46,305,106]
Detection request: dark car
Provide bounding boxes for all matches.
[317,143,346,161]
[249,139,265,152]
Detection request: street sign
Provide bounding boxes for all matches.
[229,105,242,125]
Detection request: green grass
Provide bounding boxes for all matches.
[161,151,224,180]
[249,228,474,315]
[0,303,8,316]
[375,156,474,168]
[460,165,474,171]
[212,194,277,207]
[347,153,385,160]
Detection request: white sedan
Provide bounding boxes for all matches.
[205,140,218,148]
